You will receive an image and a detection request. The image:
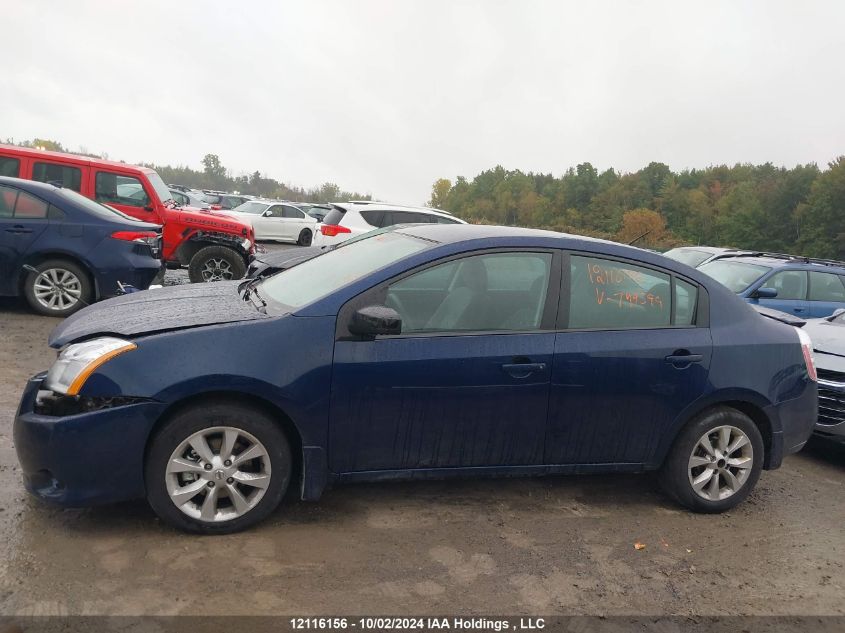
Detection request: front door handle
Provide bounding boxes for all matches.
[501,362,546,378]
[5,227,33,234]
[665,353,703,367]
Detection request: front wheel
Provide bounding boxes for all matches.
[659,407,764,513]
[297,228,313,246]
[188,245,247,283]
[145,402,292,534]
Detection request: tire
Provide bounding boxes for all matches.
[187,245,247,283]
[145,401,292,534]
[297,229,313,247]
[23,259,93,317]
[659,406,764,513]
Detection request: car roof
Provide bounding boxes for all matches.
[716,254,845,272]
[333,202,455,217]
[395,222,620,248]
[0,143,157,174]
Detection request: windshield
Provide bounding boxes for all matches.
[56,189,151,223]
[232,201,270,215]
[699,260,771,293]
[664,248,712,268]
[145,170,172,205]
[260,231,432,308]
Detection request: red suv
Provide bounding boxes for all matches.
[0,145,255,282]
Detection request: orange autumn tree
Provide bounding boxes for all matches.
[614,208,680,250]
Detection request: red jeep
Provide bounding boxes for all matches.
[0,145,255,282]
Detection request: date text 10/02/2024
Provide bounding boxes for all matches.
[289,617,546,630]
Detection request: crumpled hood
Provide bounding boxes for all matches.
[49,282,269,348]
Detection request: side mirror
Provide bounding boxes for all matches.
[263,210,272,217]
[826,308,845,322]
[755,287,778,299]
[349,305,402,337]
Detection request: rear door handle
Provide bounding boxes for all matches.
[5,227,33,234]
[501,362,546,377]
[665,354,703,366]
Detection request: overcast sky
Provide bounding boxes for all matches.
[4,0,844,203]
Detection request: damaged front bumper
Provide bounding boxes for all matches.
[13,373,166,507]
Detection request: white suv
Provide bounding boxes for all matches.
[313,202,466,246]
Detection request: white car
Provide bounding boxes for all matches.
[314,202,465,246]
[227,200,318,245]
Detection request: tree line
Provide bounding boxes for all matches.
[428,158,845,259]
[2,138,371,204]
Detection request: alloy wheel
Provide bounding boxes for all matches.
[200,258,234,281]
[166,426,272,522]
[33,268,82,312]
[688,425,753,501]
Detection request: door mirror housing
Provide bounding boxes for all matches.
[263,210,273,217]
[349,305,402,337]
[826,308,845,322]
[755,287,778,299]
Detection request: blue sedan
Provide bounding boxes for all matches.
[0,176,162,316]
[14,224,818,533]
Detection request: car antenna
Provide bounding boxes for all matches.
[628,230,651,246]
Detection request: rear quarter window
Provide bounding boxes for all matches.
[0,156,20,177]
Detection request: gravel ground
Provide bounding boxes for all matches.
[0,245,843,617]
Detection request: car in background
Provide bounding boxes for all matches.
[0,176,162,316]
[295,203,332,222]
[0,145,255,284]
[168,184,193,193]
[202,192,250,210]
[314,202,465,246]
[663,246,754,268]
[169,189,211,210]
[228,200,317,245]
[14,224,816,533]
[699,253,845,318]
[801,309,845,444]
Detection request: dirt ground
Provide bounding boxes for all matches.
[0,247,843,617]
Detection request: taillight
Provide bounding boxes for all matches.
[795,327,817,382]
[111,231,159,242]
[321,224,351,237]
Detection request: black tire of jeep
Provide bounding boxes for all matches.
[145,401,292,534]
[23,259,93,317]
[659,406,764,513]
[297,228,313,247]
[187,245,247,283]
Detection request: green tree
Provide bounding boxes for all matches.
[428,178,452,209]
[797,157,845,258]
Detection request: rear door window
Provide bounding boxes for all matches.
[282,205,305,219]
[809,271,845,302]
[13,190,49,219]
[32,162,82,191]
[0,156,20,177]
[569,256,672,329]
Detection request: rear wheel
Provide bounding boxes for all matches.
[297,229,313,246]
[188,245,246,283]
[145,402,292,534]
[659,407,764,513]
[23,259,92,317]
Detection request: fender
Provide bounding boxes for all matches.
[649,387,776,469]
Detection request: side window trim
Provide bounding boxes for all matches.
[558,250,708,331]
[334,247,563,341]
